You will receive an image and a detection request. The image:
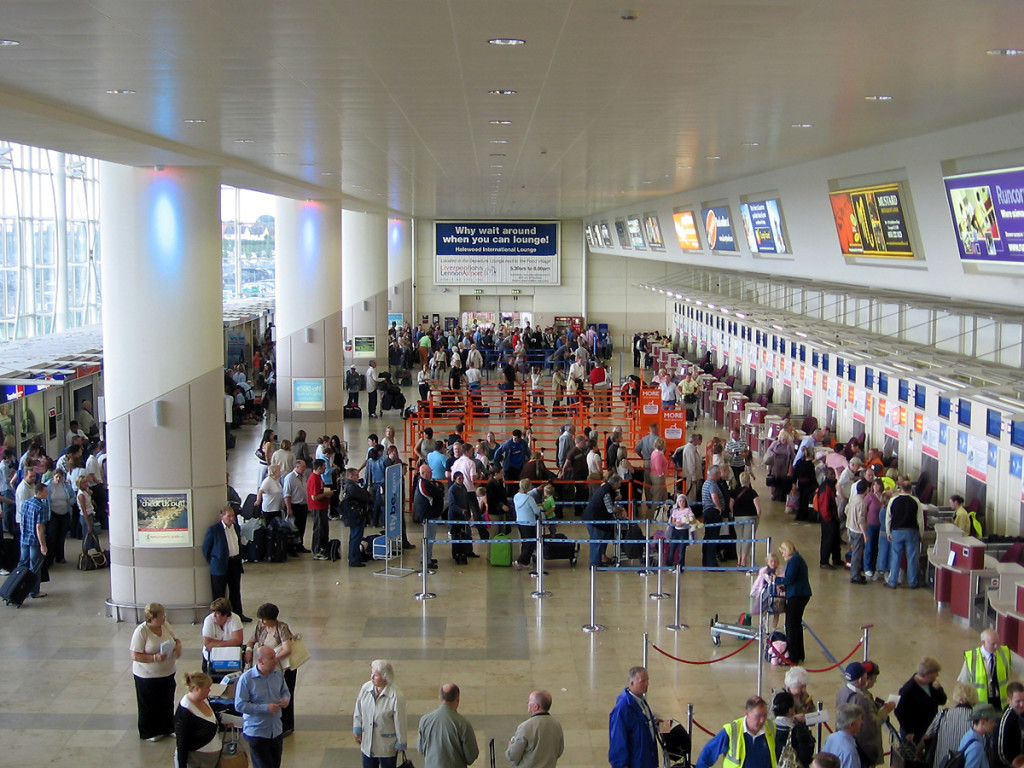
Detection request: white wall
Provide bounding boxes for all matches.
[586,109,1024,307]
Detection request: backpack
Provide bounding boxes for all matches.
[936,748,968,768]
[813,488,833,522]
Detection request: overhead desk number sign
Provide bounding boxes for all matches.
[435,221,560,285]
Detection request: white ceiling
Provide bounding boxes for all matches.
[1,0,1023,219]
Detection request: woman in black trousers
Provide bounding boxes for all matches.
[778,541,812,665]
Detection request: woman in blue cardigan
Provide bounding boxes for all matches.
[778,541,812,665]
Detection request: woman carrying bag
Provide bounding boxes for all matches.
[245,602,306,736]
[353,659,408,768]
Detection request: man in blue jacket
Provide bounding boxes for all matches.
[202,505,251,622]
[609,666,660,768]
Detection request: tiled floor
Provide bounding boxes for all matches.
[0,384,980,768]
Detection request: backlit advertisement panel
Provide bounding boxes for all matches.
[739,199,789,254]
[626,215,646,248]
[700,206,738,252]
[643,213,665,249]
[944,167,1024,262]
[829,183,913,258]
[672,210,702,250]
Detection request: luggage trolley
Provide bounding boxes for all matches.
[709,579,777,647]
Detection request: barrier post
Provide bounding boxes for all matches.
[666,565,688,631]
[414,533,435,601]
[650,560,670,600]
[816,701,824,748]
[642,519,652,576]
[642,632,649,668]
[582,565,605,633]
[861,624,873,661]
[531,519,551,599]
[686,703,694,745]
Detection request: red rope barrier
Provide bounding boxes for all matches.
[691,718,718,737]
[652,637,757,665]
[778,641,863,673]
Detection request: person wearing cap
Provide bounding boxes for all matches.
[695,695,777,768]
[958,630,1024,710]
[346,364,362,408]
[896,657,947,760]
[836,662,895,767]
[823,704,864,768]
[958,703,1001,768]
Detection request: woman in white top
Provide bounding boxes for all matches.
[417,363,431,402]
[173,671,222,768]
[256,463,284,521]
[200,597,243,672]
[587,442,604,488]
[353,659,408,768]
[381,425,397,452]
[130,602,182,741]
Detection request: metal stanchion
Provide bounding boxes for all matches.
[414,532,435,601]
[532,519,551,598]
[642,519,652,577]
[649,560,670,599]
[582,565,605,633]
[815,701,824,748]
[861,624,873,661]
[666,565,688,631]
[642,632,649,668]
[686,702,694,740]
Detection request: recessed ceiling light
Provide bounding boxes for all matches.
[987,48,1024,56]
[299,163,314,167]
[677,164,693,169]
[741,141,760,147]
[489,120,512,125]
[183,118,207,124]
[489,139,509,144]
[489,153,506,157]
[0,40,21,47]
[488,38,526,46]
[271,152,289,157]
[490,164,503,168]
[488,89,517,95]
[641,180,652,184]
[864,95,893,101]
[706,155,721,160]
[234,138,255,143]
[105,89,136,95]
[320,172,333,176]
[791,123,813,128]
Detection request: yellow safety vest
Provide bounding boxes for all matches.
[965,646,1011,702]
[724,717,777,768]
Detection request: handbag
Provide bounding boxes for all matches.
[765,473,777,487]
[398,750,415,768]
[278,634,311,670]
[219,724,249,768]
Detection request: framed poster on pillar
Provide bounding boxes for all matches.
[133,490,193,548]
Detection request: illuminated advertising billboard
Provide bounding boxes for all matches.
[829,183,913,258]
[700,205,738,252]
[944,167,1024,262]
[739,198,789,254]
[672,210,702,250]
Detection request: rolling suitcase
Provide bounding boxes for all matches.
[623,523,645,561]
[0,564,36,607]
[543,533,578,565]
[489,534,512,567]
[0,534,18,572]
[344,404,362,419]
[244,527,268,562]
[266,529,289,562]
[239,493,258,520]
[327,539,342,562]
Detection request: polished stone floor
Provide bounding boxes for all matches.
[0,390,980,768]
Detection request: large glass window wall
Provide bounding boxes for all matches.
[0,143,101,341]
[221,187,276,300]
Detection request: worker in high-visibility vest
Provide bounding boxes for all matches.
[696,696,777,768]
[958,629,1024,709]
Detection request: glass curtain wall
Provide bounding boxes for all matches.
[221,186,276,300]
[0,143,101,341]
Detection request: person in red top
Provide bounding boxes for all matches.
[590,361,612,414]
[307,459,334,560]
[816,467,842,569]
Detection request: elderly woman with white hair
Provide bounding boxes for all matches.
[770,666,814,720]
[354,659,408,768]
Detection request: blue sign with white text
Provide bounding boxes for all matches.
[292,378,325,411]
[700,206,738,252]
[385,463,403,540]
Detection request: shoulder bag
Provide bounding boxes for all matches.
[278,633,311,670]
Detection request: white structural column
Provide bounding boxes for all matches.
[342,209,388,370]
[274,198,344,442]
[387,217,413,324]
[100,164,225,618]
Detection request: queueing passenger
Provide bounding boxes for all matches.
[696,696,777,768]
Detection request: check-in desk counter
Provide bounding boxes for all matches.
[712,383,731,425]
[698,374,716,415]
[727,393,748,431]
[758,416,785,456]
[932,535,999,626]
[743,404,767,451]
[987,565,1024,648]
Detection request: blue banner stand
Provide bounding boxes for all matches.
[374,463,415,579]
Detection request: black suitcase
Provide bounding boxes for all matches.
[623,523,645,561]
[344,404,362,419]
[327,539,342,562]
[239,494,258,520]
[543,533,578,565]
[717,524,737,562]
[1,564,36,607]
[0,535,18,572]
[244,527,267,563]
[266,529,289,562]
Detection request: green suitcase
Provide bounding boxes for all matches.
[490,534,513,567]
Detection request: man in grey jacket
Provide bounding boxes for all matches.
[418,684,479,768]
[506,690,564,768]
